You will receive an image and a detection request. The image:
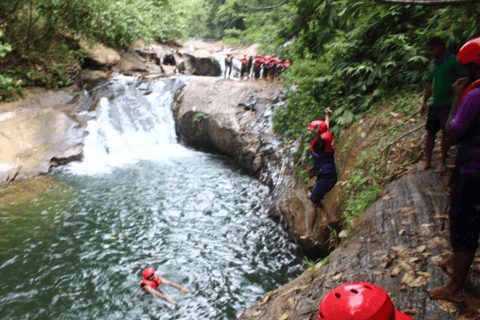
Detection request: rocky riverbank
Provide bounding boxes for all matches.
[1,39,477,319]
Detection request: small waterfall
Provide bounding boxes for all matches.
[68,76,190,174]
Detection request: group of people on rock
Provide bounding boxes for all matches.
[139,36,480,315]
[224,53,291,81]
[303,35,480,313]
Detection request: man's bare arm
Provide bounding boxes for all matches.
[143,285,176,304]
[161,278,189,293]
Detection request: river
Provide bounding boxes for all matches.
[0,76,302,320]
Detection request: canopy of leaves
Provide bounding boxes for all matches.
[0,0,193,101]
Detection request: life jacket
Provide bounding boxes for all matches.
[455,84,480,173]
[310,132,336,177]
[140,276,161,289]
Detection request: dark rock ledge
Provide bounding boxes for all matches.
[237,169,480,319]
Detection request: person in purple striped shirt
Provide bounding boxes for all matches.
[428,37,480,304]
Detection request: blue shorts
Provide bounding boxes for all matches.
[310,175,337,203]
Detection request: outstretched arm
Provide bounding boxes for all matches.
[143,285,176,304]
[325,108,332,129]
[161,278,189,293]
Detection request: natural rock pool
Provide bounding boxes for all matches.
[0,76,301,320]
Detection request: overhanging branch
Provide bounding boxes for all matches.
[239,0,288,11]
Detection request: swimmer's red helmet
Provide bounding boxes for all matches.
[317,282,413,320]
[458,37,480,65]
[142,268,156,279]
[308,120,327,134]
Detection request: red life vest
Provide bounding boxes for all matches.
[140,276,161,289]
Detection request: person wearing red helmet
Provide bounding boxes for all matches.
[240,54,249,80]
[428,37,480,304]
[285,60,291,68]
[420,37,465,173]
[247,56,253,79]
[301,108,338,239]
[317,282,414,319]
[253,55,263,79]
[140,267,188,304]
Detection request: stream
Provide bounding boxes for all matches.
[0,76,302,320]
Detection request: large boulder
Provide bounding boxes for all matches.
[238,169,473,320]
[0,92,85,184]
[82,42,121,69]
[173,77,332,248]
[173,52,221,76]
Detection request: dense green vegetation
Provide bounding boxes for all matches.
[1,0,479,222]
[0,0,193,101]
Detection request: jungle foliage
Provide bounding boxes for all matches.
[0,0,192,101]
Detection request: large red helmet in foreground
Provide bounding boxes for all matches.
[318,282,414,320]
[318,282,394,319]
[458,37,480,65]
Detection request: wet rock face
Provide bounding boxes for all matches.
[0,107,85,184]
[239,169,474,320]
[173,77,330,246]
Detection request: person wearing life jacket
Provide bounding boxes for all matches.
[140,267,188,304]
[274,59,284,80]
[240,54,248,80]
[317,282,414,319]
[224,54,234,79]
[301,107,338,239]
[253,55,262,79]
[420,37,465,172]
[428,37,480,304]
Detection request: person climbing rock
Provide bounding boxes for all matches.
[317,282,414,319]
[420,37,465,172]
[224,54,234,79]
[301,107,338,240]
[428,37,480,304]
[140,267,188,304]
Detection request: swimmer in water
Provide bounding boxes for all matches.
[140,267,188,304]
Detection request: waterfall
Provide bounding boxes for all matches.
[68,75,190,174]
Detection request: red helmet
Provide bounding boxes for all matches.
[142,268,156,279]
[308,120,328,134]
[318,282,395,320]
[458,37,480,65]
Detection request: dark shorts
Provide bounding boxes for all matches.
[310,175,337,203]
[426,104,452,133]
[449,172,480,253]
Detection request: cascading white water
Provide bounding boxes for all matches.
[68,76,191,174]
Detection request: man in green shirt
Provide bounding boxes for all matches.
[420,37,465,172]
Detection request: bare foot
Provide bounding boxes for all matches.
[428,285,465,303]
[436,162,446,173]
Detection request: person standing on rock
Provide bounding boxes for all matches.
[247,56,253,79]
[253,55,262,79]
[140,267,188,304]
[301,107,338,240]
[428,37,480,304]
[420,37,465,173]
[240,54,249,80]
[224,54,234,79]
